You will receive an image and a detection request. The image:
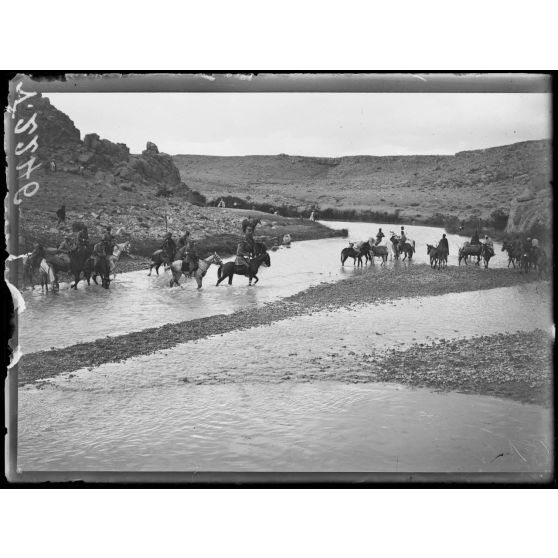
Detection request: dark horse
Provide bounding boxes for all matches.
[398,241,415,261]
[216,251,271,286]
[30,243,92,290]
[426,244,447,269]
[479,244,495,269]
[83,253,112,289]
[148,248,175,276]
[241,217,261,233]
[520,247,547,279]
[341,245,365,266]
[501,240,522,268]
[458,243,482,266]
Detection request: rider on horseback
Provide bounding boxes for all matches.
[57,234,75,254]
[183,239,199,277]
[77,226,89,247]
[160,231,176,264]
[244,226,256,256]
[103,226,115,256]
[471,230,480,246]
[92,241,107,268]
[376,228,385,245]
[236,239,252,268]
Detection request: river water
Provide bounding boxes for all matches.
[19,221,508,353]
[17,221,553,474]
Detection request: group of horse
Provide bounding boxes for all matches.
[22,240,131,292]
[148,241,272,289]
[341,233,416,267]
[501,240,548,279]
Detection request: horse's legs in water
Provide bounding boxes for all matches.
[196,275,202,289]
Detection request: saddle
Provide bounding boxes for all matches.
[235,255,250,267]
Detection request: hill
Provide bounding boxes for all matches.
[174,140,552,232]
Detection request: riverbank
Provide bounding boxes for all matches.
[19,264,546,389]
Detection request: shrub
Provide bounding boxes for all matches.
[490,208,509,231]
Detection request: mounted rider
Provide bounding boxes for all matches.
[482,234,494,256]
[244,226,256,256]
[470,230,480,245]
[399,226,407,245]
[177,230,190,254]
[160,231,176,264]
[58,234,74,252]
[236,239,252,268]
[375,228,385,245]
[183,238,199,277]
[103,226,116,257]
[92,240,107,268]
[77,226,89,248]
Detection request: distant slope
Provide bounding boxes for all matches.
[174,140,552,223]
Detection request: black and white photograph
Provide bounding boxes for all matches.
[4,73,553,482]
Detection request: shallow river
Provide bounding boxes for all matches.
[20,221,508,353]
[17,220,552,474]
[18,283,552,473]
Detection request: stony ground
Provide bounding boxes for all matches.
[19,264,551,407]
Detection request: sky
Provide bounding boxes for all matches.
[46,92,551,157]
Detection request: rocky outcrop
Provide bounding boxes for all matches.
[505,171,552,236]
[16,95,182,188]
[15,93,81,160]
[113,142,181,186]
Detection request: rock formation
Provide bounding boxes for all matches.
[16,94,182,188]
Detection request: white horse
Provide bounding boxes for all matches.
[39,258,55,292]
[169,252,223,289]
[108,241,131,280]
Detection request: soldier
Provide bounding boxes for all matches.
[183,239,199,277]
[160,231,176,264]
[77,226,89,247]
[103,226,116,256]
[244,226,256,257]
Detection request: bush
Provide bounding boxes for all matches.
[156,187,173,198]
[490,208,509,231]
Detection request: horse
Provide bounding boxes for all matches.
[148,247,175,276]
[38,259,55,292]
[29,243,92,291]
[108,241,131,280]
[427,244,447,269]
[501,240,522,269]
[169,252,223,288]
[216,252,271,286]
[21,252,35,290]
[341,245,362,266]
[479,244,495,269]
[458,242,482,266]
[389,234,400,260]
[369,244,389,265]
[398,240,415,261]
[241,217,261,233]
[532,248,549,280]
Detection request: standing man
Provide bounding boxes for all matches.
[438,233,449,256]
[56,204,66,226]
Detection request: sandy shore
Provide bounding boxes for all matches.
[19,264,548,395]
